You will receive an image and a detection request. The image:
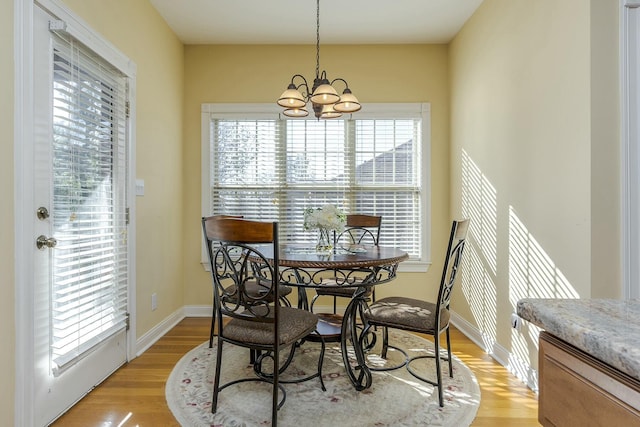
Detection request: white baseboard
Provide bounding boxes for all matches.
[450,311,538,392]
[134,307,185,357]
[450,311,486,350]
[184,304,214,317]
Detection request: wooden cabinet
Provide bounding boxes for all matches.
[539,332,640,426]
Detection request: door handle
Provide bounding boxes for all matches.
[36,235,57,250]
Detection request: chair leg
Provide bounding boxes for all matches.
[333,296,337,314]
[212,339,224,413]
[316,335,327,391]
[381,326,389,358]
[209,312,216,348]
[445,327,453,378]
[434,333,443,407]
[272,348,279,427]
[369,289,378,332]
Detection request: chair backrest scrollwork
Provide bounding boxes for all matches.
[436,219,470,316]
[202,217,280,327]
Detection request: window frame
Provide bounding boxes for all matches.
[622,0,640,299]
[201,103,431,272]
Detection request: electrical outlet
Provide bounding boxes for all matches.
[151,293,157,311]
[511,313,522,331]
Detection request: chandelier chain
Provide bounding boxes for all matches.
[315,0,320,79]
[277,0,360,118]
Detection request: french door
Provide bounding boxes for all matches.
[30,4,132,425]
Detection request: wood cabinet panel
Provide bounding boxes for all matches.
[539,332,640,427]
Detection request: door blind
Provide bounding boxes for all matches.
[50,31,128,373]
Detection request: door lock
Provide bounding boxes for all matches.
[36,235,57,250]
[36,207,50,220]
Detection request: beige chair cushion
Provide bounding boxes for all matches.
[364,296,450,335]
[223,307,318,346]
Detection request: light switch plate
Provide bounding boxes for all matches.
[135,179,145,196]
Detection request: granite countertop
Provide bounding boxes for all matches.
[517,298,640,381]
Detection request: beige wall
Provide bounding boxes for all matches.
[2,0,15,425]
[590,0,621,299]
[449,0,620,375]
[182,44,453,307]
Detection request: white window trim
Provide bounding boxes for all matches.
[622,0,640,299]
[200,103,431,273]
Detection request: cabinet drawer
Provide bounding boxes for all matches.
[539,332,640,427]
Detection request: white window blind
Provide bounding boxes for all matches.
[50,30,129,373]
[206,105,427,260]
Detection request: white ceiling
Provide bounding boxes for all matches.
[149,0,484,45]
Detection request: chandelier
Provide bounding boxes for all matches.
[277,0,361,119]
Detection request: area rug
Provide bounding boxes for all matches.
[166,330,480,426]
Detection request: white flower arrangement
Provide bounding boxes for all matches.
[303,204,346,232]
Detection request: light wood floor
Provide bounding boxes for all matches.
[52,317,540,426]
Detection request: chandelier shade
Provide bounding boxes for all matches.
[310,83,340,105]
[333,88,361,113]
[320,104,342,119]
[278,85,306,108]
[283,107,309,118]
[277,0,360,119]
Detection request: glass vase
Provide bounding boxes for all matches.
[315,228,333,254]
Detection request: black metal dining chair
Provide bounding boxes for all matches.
[362,218,470,407]
[206,215,293,348]
[310,214,382,313]
[202,217,325,426]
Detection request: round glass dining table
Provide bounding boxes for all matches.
[257,244,409,391]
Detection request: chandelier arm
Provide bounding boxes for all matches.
[290,74,308,84]
[290,74,311,100]
[330,78,350,90]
